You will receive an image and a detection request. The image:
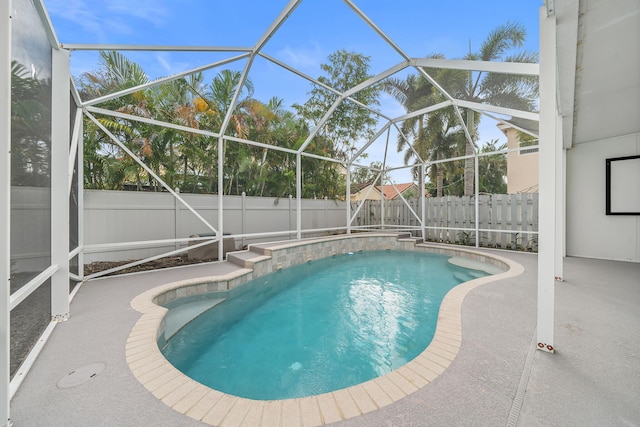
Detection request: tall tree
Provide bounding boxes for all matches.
[351,161,389,187]
[438,22,538,196]
[10,61,52,187]
[384,66,465,196]
[478,139,507,194]
[293,49,381,160]
[77,51,154,190]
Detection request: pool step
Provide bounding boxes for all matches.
[227,249,271,269]
[397,236,424,245]
[162,297,226,342]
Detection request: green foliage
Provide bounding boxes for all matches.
[478,139,507,194]
[293,49,381,160]
[77,51,349,198]
[351,161,388,186]
[10,61,52,187]
[384,65,466,197]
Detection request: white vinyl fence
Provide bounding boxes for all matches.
[84,190,346,262]
[352,194,539,251]
[11,188,539,267]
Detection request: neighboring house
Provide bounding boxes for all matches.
[351,182,419,201]
[499,123,539,194]
[350,183,384,201]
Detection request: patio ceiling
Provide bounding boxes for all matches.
[556,0,640,146]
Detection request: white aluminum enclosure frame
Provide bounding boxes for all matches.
[1,1,11,424]
[1,1,566,422]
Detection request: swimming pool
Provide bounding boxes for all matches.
[160,250,490,400]
[127,235,523,426]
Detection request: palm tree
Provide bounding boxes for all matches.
[77,51,156,190]
[478,139,507,194]
[436,22,538,196]
[384,66,465,196]
[10,61,52,187]
[423,107,466,197]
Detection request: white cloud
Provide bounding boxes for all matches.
[105,0,169,27]
[276,43,325,71]
[153,52,193,77]
[44,0,169,42]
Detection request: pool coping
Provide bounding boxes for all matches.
[126,235,525,427]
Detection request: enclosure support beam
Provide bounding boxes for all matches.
[217,137,224,260]
[536,6,557,353]
[51,48,71,320]
[555,115,566,280]
[474,154,480,248]
[421,164,426,241]
[0,0,11,424]
[346,167,351,234]
[296,153,302,240]
[77,114,85,280]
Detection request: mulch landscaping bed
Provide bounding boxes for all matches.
[84,256,218,277]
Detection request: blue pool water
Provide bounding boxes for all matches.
[161,250,489,400]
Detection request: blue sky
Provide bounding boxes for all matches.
[43,0,542,182]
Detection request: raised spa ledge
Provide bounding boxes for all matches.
[150,267,253,308]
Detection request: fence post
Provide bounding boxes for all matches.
[474,154,479,247]
[174,188,179,250]
[324,196,328,229]
[288,194,294,238]
[241,192,246,249]
[510,194,519,249]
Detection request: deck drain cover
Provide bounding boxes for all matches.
[57,362,105,389]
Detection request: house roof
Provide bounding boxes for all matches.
[375,183,416,200]
[350,182,378,194]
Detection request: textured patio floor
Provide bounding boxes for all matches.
[10,248,640,426]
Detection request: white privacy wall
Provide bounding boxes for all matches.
[83,190,347,262]
[566,132,640,262]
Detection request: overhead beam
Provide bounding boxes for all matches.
[391,100,453,124]
[412,57,539,76]
[343,61,408,98]
[259,53,394,122]
[83,53,251,107]
[252,0,302,53]
[33,0,60,50]
[455,99,540,122]
[61,44,251,52]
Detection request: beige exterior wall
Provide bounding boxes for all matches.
[350,184,383,201]
[502,125,539,194]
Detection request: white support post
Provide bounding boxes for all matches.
[346,166,351,234]
[174,189,179,251]
[296,153,301,240]
[51,48,70,321]
[241,192,246,249]
[421,164,426,241]
[0,0,12,423]
[217,137,224,260]
[77,115,84,280]
[555,114,565,280]
[474,154,480,247]
[536,6,557,353]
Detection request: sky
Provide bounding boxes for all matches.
[42,0,542,183]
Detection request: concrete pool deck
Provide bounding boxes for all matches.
[10,243,640,426]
